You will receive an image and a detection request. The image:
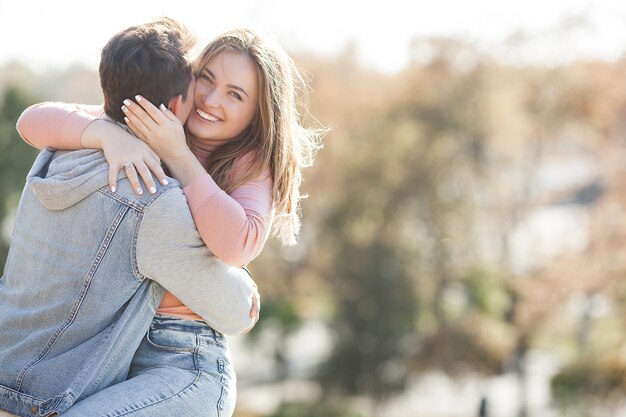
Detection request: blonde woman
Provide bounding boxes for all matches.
[17,28,323,417]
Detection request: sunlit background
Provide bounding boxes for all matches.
[3,1,626,416]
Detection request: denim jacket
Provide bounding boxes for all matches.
[0,148,258,416]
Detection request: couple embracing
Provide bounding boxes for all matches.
[0,17,322,417]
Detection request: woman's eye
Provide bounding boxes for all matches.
[201,74,212,82]
[230,92,242,101]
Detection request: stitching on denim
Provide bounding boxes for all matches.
[131,210,144,281]
[84,283,161,396]
[197,330,225,348]
[145,328,196,353]
[80,319,118,396]
[141,186,177,210]
[99,181,178,213]
[216,358,228,416]
[99,188,144,213]
[110,370,203,417]
[193,333,200,373]
[149,282,166,307]
[151,319,224,348]
[40,393,74,416]
[131,187,178,282]
[15,205,130,391]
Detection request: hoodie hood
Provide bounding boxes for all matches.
[28,148,111,210]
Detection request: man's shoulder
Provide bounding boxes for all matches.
[136,183,212,268]
[143,185,195,231]
[149,185,187,210]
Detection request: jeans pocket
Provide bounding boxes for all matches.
[145,326,196,353]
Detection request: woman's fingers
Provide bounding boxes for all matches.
[123,162,144,195]
[159,102,179,121]
[123,109,149,140]
[135,95,167,123]
[100,127,169,194]
[242,289,261,334]
[108,165,119,193]
[144,156,169,186]
[109,159,167,194]
[133,161,157,194]
[132,95,168,125]
[109,162,143,195]
[120,96,188,164]
[250,291,259,318]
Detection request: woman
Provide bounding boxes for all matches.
[17,28,324,417]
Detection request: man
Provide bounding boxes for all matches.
[0,18,258,417]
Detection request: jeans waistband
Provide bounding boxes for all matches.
[152,314,224,343]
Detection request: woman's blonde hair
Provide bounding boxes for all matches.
[192,29,324,246]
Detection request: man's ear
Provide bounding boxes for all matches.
[168,95,184,118]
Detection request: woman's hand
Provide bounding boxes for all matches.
[122,95,191,165]
[242,289,260,334]
[83,119,168,195]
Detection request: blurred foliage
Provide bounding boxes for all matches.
[415,314,515,376]
[317,240,418,400]
[269,401,363,417]
[246,298,302,341]
[244,297,303,381]
[0,85,40,267]
[551,355,626,415]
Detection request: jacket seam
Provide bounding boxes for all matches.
[98,181,178,213]
[132,187,180,281]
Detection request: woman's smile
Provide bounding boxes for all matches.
[186,51,259,143]
[195,108,222,123]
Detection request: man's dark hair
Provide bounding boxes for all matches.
[99,17,195,123]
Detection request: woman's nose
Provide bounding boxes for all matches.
[201,87,221,108]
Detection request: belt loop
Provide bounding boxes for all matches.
[213,327,223,343]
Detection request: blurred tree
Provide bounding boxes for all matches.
[314,39,493,415]
[0,85,39,270]
[551,356,626,416]
[540,59,626,416]
[300,48,422,416]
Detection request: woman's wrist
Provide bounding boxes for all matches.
[164,150,207,188]
[80,119,110,149]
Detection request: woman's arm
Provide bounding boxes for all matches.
[16,102,102,149]
[183,165,273,267]
[156,145,273,267]
[16,102,167,194]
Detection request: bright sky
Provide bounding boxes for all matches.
[2,0,626,74]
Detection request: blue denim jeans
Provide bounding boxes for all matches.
[61,315,236,417]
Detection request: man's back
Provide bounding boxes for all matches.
[0,148,257,416]
[0,148,168,415]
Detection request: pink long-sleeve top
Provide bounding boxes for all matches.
[17,102,273,321]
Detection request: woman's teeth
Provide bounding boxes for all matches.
[196,109,221,122]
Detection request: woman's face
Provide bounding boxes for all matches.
[186,51,260,143]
